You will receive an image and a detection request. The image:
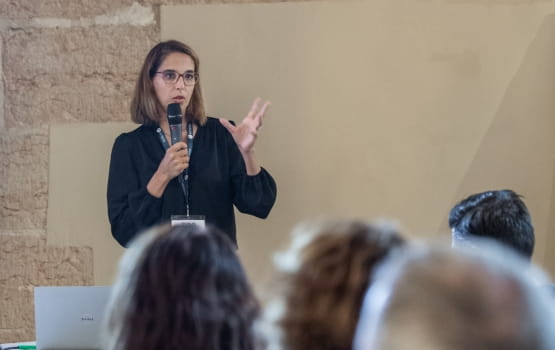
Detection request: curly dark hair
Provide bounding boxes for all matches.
[104,224,260,350]
[272,219,406,350]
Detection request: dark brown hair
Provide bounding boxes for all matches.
[273,220,405,350]
[104,224,260,350]
[130,40,207,126]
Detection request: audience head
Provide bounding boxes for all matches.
[266,219,406,350]
[354,240,555,350]
[449,189,534,259]
[103,224,260,350]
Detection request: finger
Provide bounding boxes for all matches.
[246,97,262,120]
[168,149,187,161]
[169,141,187,151]
[219,118,236,133]
[254,101,271,127]
[166,151,177,162]
[174,158,188,172]
[175,151,188,160]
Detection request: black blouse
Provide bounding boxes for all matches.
[107,117,277,247]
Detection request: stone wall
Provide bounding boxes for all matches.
[0,0,157,341]
[0,0,312,342]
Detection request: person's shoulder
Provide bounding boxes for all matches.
[202,116,236,129]
[113,124,154,147]
[203,116,221,127]
[117,124,153,139]
[201,117,231,133]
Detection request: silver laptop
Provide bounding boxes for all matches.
[34,286,111,350]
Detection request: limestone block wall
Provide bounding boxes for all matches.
[0,1,157,341]
[0,0,306,342]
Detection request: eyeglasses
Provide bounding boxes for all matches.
[155,70,199,86]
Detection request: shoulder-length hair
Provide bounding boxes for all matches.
[270,219,406,350]
[103,224,260,350]
[130,40,207,126]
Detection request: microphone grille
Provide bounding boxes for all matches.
[167,103,182,124]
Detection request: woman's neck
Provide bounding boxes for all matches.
[158,117,170,135]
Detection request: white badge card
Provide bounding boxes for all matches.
[171,215,206,230]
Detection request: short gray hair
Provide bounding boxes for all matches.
[354,239,555,350]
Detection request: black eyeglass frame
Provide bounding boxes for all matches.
[155,70,199,86]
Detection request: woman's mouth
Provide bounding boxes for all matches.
[173,96,185,102]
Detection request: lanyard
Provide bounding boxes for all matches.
[156,121,194,215]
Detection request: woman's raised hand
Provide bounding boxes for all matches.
[219,98,271,154]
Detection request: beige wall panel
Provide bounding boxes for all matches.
[161,1,555,286]
[47,123,135,284]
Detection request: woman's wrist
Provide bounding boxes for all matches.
[147,169,170,198]
[241,149,261,176]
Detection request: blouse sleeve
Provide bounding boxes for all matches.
[107,133,163,247]
[223,119,277,218]
[232,166,277,218]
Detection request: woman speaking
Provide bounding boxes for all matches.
[107,40,277,247]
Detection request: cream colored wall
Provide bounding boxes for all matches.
[47,123,134,284]
[160,1,555,287]
[44,0,555,288]
[0,1,158,341]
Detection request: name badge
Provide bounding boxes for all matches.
[171,215,206,230]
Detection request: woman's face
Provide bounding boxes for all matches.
[152,52,196,115]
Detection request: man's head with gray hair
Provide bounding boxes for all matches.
[353,241,555,350]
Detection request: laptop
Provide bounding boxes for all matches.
[34,286,112,350]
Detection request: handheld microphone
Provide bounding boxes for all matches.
[167,103,182,145]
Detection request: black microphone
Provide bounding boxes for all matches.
[167,103,188,207]
[167,103,182,145]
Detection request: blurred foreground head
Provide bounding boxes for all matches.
[103,224,260,350]
[266,219,406,350]
[354,240,555,350]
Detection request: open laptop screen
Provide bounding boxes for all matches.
[34,286,111,350]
